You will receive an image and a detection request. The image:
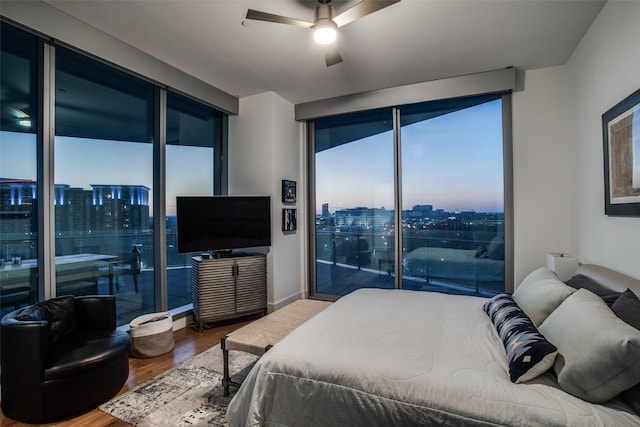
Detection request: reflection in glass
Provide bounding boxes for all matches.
[1,23,39,314]
[54,47,155,325]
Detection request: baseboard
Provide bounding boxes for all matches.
[171,310,190,331]
[269,291,304,312]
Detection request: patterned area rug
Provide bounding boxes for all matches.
[99,345,258,426]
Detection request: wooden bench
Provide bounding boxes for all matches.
[221,299,332,396]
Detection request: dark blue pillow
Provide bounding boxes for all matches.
[484,294,558,383]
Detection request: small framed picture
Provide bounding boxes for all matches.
[282,208,297,233]
[282,180,296,204]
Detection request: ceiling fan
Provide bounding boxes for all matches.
[245,0,400,67]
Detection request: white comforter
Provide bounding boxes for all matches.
[227,289,640,426]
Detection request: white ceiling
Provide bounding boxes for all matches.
[42,0,605,105]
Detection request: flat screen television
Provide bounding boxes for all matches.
[176,196,271,254]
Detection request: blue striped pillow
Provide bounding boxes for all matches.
[484,294,558,383]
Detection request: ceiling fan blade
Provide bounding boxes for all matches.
[245,9,313,28]
[324,44,343,67]
[333,0,400,28]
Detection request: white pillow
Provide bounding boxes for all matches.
[512,267,575,326]
[539,288,640,403]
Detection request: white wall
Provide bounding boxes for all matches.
[565,1,640,280]
[229,3,640,295]
[511,67,573,285]
[234,70,580,294]
[228,92,305,310]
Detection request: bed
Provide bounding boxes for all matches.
[227,264,640,426]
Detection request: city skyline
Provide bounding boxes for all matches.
[2,99,505,218]
[317,202,503,216]
[0,133,214,217]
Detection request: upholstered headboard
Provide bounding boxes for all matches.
[577,264,640,297]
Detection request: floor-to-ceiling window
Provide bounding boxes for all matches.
[165,90,222,310]
[54,46,155,322]
[400,94,505,295]
[310,93,509,298]
[0,21,227,325]
[0,24,39,314]
[313,110,395,295]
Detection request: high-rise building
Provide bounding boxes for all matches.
[412,204,433,216]
[2,180,150,239]
[0,179,38,259]
[90,185,150,232]
[322,203,330,219]
[54,185,92,233]
[0,179,37,233]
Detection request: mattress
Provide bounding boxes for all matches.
[227,288,640,426]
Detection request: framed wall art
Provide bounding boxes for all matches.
[282,208,297,233]
[282,180,296,204]
[602,88,640,217]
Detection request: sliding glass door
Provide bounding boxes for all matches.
[313,109,395,296]
[310,94,508,298]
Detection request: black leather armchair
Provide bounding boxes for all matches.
[1,295,131,423]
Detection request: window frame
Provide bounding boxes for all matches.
[0,20,228,324]
[307,93,514,299]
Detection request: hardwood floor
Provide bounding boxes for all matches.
[0,317,255,427]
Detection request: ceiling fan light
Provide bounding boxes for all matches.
[313,20,337,44]
[314,27,336,44]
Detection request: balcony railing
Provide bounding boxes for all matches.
[315,228,504,295]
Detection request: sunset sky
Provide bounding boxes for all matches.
[315,99,504,214]
[1,99,506,217]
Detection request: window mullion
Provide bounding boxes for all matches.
[37,40,55,301]
[154,87,167,311]
[393,107,402,289]
[502,93,514,293]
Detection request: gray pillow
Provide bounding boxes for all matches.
[611,289,640,330]
[512,267,575,326]
[611,289,640,415]
[539,289,640,403]
[565,274,621,306]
